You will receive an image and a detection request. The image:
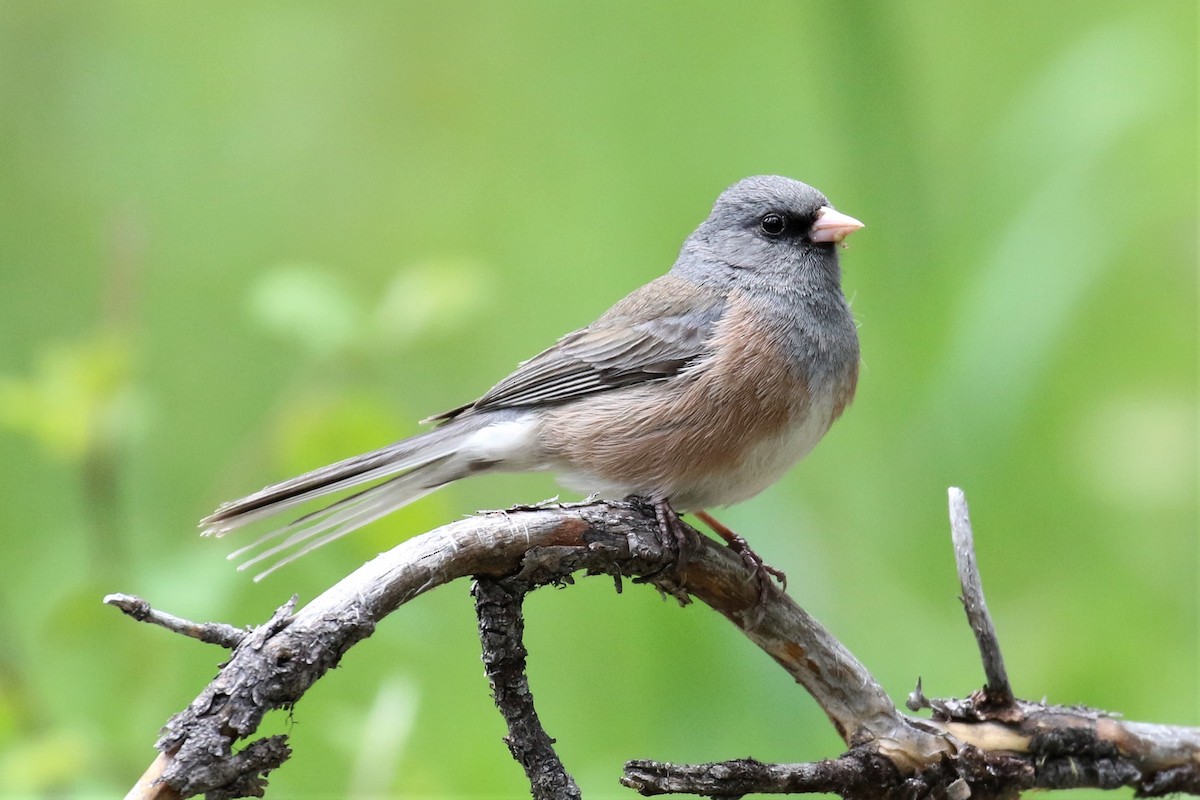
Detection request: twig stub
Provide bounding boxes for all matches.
[104,593,248,650]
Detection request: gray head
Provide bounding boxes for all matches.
[672,175,863,289]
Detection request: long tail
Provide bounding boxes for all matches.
[200,414,497,581]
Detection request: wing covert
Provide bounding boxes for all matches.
[428,284,725,422]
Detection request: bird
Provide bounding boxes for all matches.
[202,175,864,585]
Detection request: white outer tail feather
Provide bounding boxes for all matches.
[235,465,454,581]
[202,412,538,581]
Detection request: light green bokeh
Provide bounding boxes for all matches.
[0,2,1195,798]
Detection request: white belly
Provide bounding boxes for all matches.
[670,391,837,510]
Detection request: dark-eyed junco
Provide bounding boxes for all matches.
[203,175,863,582]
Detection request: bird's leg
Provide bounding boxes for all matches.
[694,510,787,598]
[652,498,693,574]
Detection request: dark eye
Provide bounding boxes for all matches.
[759,213,786,236]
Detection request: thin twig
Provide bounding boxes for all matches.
[947,487,1013,707]
[104,592,248,649]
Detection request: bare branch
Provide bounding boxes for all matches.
[104,592,247,649]
[948,487,1013,707]
[115,499,944,796]
[928,704,1200,794]
[113,493,1200,798]
[124,752,181,800]
[622,708,1200,797]
[621,753,905,797]
[474,576,581,800]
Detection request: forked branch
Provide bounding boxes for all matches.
[111,493,1199,799]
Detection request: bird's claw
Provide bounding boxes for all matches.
[725,529,787,594]
[692,510,785,626]
[652,499,693,575]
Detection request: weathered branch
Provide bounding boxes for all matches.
[474,576,581,800]
[625,706,1200,797]
[104,592,248,649]
[947,487,1013,708]
[116,499,943,797]
[113,494,1200,799]
[621,753,911,797]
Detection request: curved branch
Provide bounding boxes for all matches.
[116,495,1200,798]
[123,499,942,797]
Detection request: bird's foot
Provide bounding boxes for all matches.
[694,510,786,615]
[652,499,694,574]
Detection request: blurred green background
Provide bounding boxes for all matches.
[0,2,1195,798]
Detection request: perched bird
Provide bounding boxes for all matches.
[203,175,864,583]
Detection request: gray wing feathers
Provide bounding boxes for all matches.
[433,295,725,419]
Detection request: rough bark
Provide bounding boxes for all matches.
[110,494,1200,799]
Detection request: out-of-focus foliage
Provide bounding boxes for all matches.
[0,3,1194,798]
